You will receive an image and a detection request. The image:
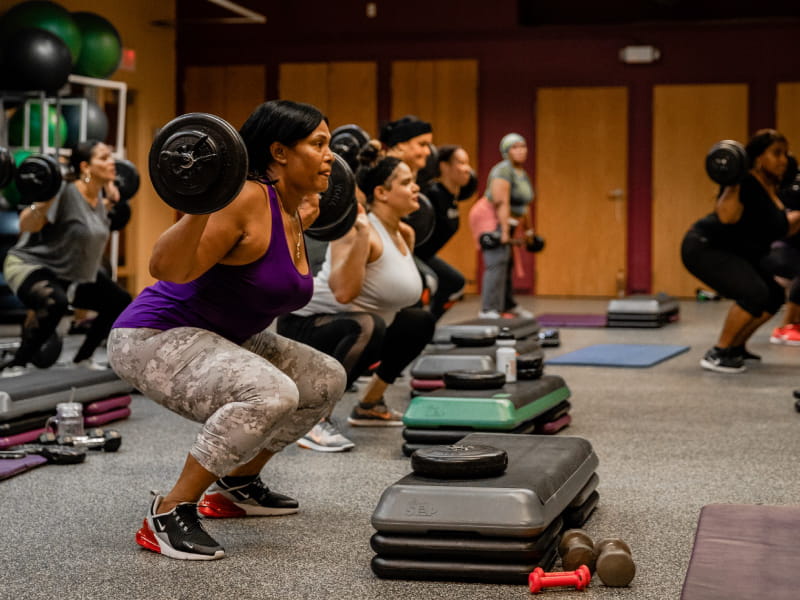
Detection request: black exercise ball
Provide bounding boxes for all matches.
[63,98,109,146]
[0,27,72,92]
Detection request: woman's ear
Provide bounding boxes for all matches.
[271,142,288,165]
[373,184,389,203]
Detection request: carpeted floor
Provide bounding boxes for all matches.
[1,296,798,600]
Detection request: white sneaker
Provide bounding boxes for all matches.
[296,418,355,452]
[509,306,534,319]
[73,358,110,371]
[0,365,28,378]
[478,310,502,319]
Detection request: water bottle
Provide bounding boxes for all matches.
[495,327,517,383]
[46,401,85,440]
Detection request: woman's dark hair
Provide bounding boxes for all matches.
[239,100,327,182]
[378,115,432,148]
[746,129,787,167]
[69,139,103,180]
[355,141,403,203]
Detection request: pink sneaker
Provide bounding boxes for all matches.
[770,324,800,346]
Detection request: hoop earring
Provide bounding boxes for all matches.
[83,173,91,183]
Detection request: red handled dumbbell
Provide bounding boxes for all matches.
[528,565,591,594]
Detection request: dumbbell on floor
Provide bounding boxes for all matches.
[558,528,597,573]
[595,538,636,587]
[528,565,591,594]
[38,427,122,452]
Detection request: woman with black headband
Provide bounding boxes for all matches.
[681,129,800,373]
[379,115,434,176]
[277,144,435,450]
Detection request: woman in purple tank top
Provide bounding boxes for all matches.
[106,101,346,561]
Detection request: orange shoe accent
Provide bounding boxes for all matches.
[197,493,247,518]
[135,518,161,554]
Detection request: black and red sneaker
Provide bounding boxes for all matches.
[135,494,225,560]
[198,476,299,518]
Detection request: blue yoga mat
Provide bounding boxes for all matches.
[546,343,690,368]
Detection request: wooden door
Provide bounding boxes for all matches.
[279,61,377,134]
[535,86,628,296]
[183,65,266,129]
[392,59,479,293]
[651,84,748,297]
[777,82,800,145]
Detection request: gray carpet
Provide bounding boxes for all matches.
[1,296,798,600]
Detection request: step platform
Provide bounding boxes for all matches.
[606,293,680,328]
[0,367,133,421]
[423,335,542,357]
[372,433,599,538]
[403,375,570,430]
[437,317,540,343]
[401,400,572,456]
[411,343,544,386]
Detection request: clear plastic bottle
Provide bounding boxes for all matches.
[495,327,517,383]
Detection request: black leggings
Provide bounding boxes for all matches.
[11,268,131,366]
[763,242,800,305]
[681,229,785,317]
[422,255,465,321]
[276,307,435,387]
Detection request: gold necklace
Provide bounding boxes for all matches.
[293,213,302,261]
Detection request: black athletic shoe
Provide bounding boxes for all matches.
[136,494,225,560]
[700,346,746,374]
[198,476,299,517]
[732,346,761,361]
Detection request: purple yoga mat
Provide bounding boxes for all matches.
[0,454,47,480]
[536,313,608,327]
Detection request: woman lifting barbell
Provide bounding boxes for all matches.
[1,140,131,376]
[107,100,347,560]
[277,144,436,450]
[681,129,800,373]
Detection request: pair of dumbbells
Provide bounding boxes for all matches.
[558,528,636,587]
[38,428,122,452]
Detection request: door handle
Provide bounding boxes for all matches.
[607,188,625,200]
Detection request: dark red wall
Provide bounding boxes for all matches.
[176,2,800,292]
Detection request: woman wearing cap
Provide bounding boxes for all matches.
[681,129,800,373]
[469,133,535,319]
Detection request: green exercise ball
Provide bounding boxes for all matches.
[1,150,34,209]
[8,102,69,148]
[71,11,121,79]
[0,0,82,65]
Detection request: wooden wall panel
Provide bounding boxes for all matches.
[777,82,800,149]
[279,62,377,134]
[392,59,479,293]
[184,65,265,129]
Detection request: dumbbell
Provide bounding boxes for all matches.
[595,538,636,587]
[149,112,358,241]
[479,229,545,252]
[528,565,591,594]
[558,528,598,573]
[38,427,122,452]
[706,139,748,186]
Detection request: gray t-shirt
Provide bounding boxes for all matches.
[484,159,534,217]
[9,182,109,284]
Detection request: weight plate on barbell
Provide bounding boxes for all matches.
[306,152,358,241]
[149,113,248,215]
[416,143,439,189]
[403,192,435,248]
[0,146,15,189]
[705,139,747,187]
[114,158,140,202]
[457,170,478,201]
[330,124,370,173]
[15,154,62,203]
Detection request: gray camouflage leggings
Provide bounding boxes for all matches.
[107,327,346,477]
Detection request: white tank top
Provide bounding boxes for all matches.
[294,213,422,325]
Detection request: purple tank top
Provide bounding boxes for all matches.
[113,185,313,344]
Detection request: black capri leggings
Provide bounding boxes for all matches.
[422,255,465,321]
[681,229,785,317]
[12,267,131,366]
[276,306,435,387]
[762,242,800,305]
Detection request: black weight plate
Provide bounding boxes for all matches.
[457,170,478,201]
[15,154,62,203]
[517,367,543,380]
[416,143,439,189]
[306,153,357,240]
[526,234,545,253]
[108,201,131,231]
[450,334,497,347]
[403,193,435,248]
[149,113,247,215]
[516,352,543,370]
[443,369,506,390]
[330,124,370,172]
[705,140,747,186]
[537,329,560,347]
[0,146,14,189]
[30,332,62,368]
[411,443,508,479]
[114,158,140,201]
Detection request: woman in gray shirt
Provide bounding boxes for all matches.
[1,140,131,375]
